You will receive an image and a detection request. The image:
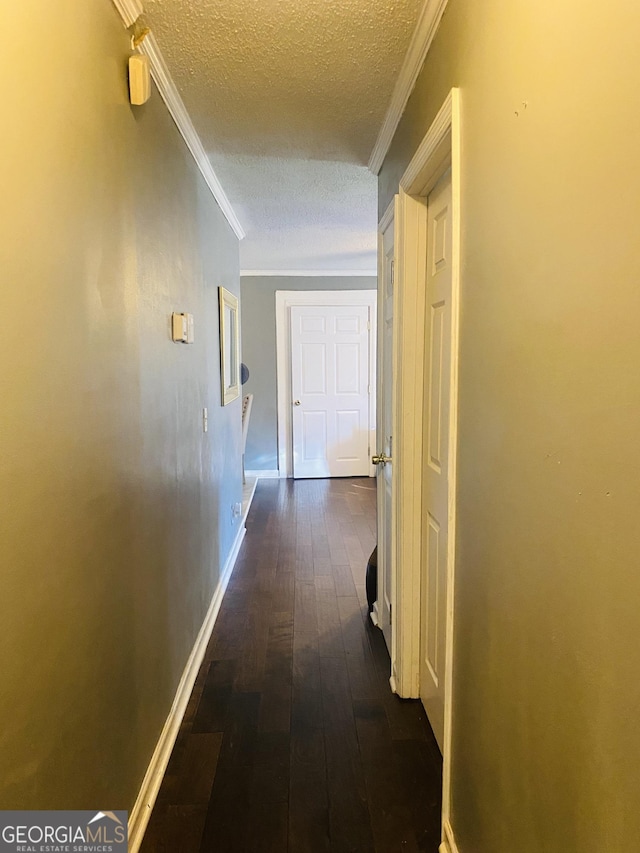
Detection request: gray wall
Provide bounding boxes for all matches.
[0,0,241,810]
[381,0,640,849]
[241,276,376,470]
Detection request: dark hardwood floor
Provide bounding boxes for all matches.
[141,478,442,853]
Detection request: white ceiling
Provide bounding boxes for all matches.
[143,0,425,273]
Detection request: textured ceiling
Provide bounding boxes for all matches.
[144,0,424,271]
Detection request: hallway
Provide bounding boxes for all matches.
[141,478,442,852]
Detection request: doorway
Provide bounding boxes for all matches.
[382,89,460,853]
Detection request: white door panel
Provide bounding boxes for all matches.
[291,304,371,478]
[420,170,452,751]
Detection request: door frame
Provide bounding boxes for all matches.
[390,88,460,847]
[275,290,378,478]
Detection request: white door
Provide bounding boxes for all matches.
[375,209,395,653]
[291,304,372,478]
[420,170,453,751]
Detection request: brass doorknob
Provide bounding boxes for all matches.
[372,452,392,465]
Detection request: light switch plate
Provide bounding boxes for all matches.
[172,312,195,343]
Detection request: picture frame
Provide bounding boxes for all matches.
[219,286,240,406]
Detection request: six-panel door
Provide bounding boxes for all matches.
[291,304,372,478]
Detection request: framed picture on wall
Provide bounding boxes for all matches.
[219,286,240,405]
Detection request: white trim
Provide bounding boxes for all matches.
[275,290,377,479]
[109,3,245,240]
[379,199,395,234]
[368,0,449,175]
[400,89,455,192]
[241,270,377,278]
[442,88,461,839]
[219,287,241,405]
[110,0,143,27]
[439,820,460,853]
[127,522,246,853]
[392,89,461,839]
[245,469,281,479]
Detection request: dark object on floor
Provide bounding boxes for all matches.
[366,545,378,613]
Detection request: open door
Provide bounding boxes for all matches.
[419,169,453,752]
[374,200,396,657]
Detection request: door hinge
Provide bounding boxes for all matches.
[368,384,371,395]
[367,320,371,331]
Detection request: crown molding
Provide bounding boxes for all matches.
[139,35,245,239]
[240,269,377,277]
[368,0,449,175]
[400,88,455,191]
[110,1,245,240]
[111,0,144,28]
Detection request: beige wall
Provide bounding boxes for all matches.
[381,1,640,849]
[0,0,241,810]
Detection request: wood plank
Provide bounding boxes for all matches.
[315,575,344,659]
[289,728,330,853]
[320,656,374,852]
[294,580,318,636]
[250,731,290,803]
[141,804,207,853]
[191,659,236,733]
[333,562,358,598]
[392,739,443,851]
[246,801,289,853]
[354,699,421,852]
[156,732,223,806]
[291,631,322,732]
[260,613,293,733]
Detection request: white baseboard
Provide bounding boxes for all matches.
[439,820,460,853]
[127,522,247,852]
[245,469,281,479]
